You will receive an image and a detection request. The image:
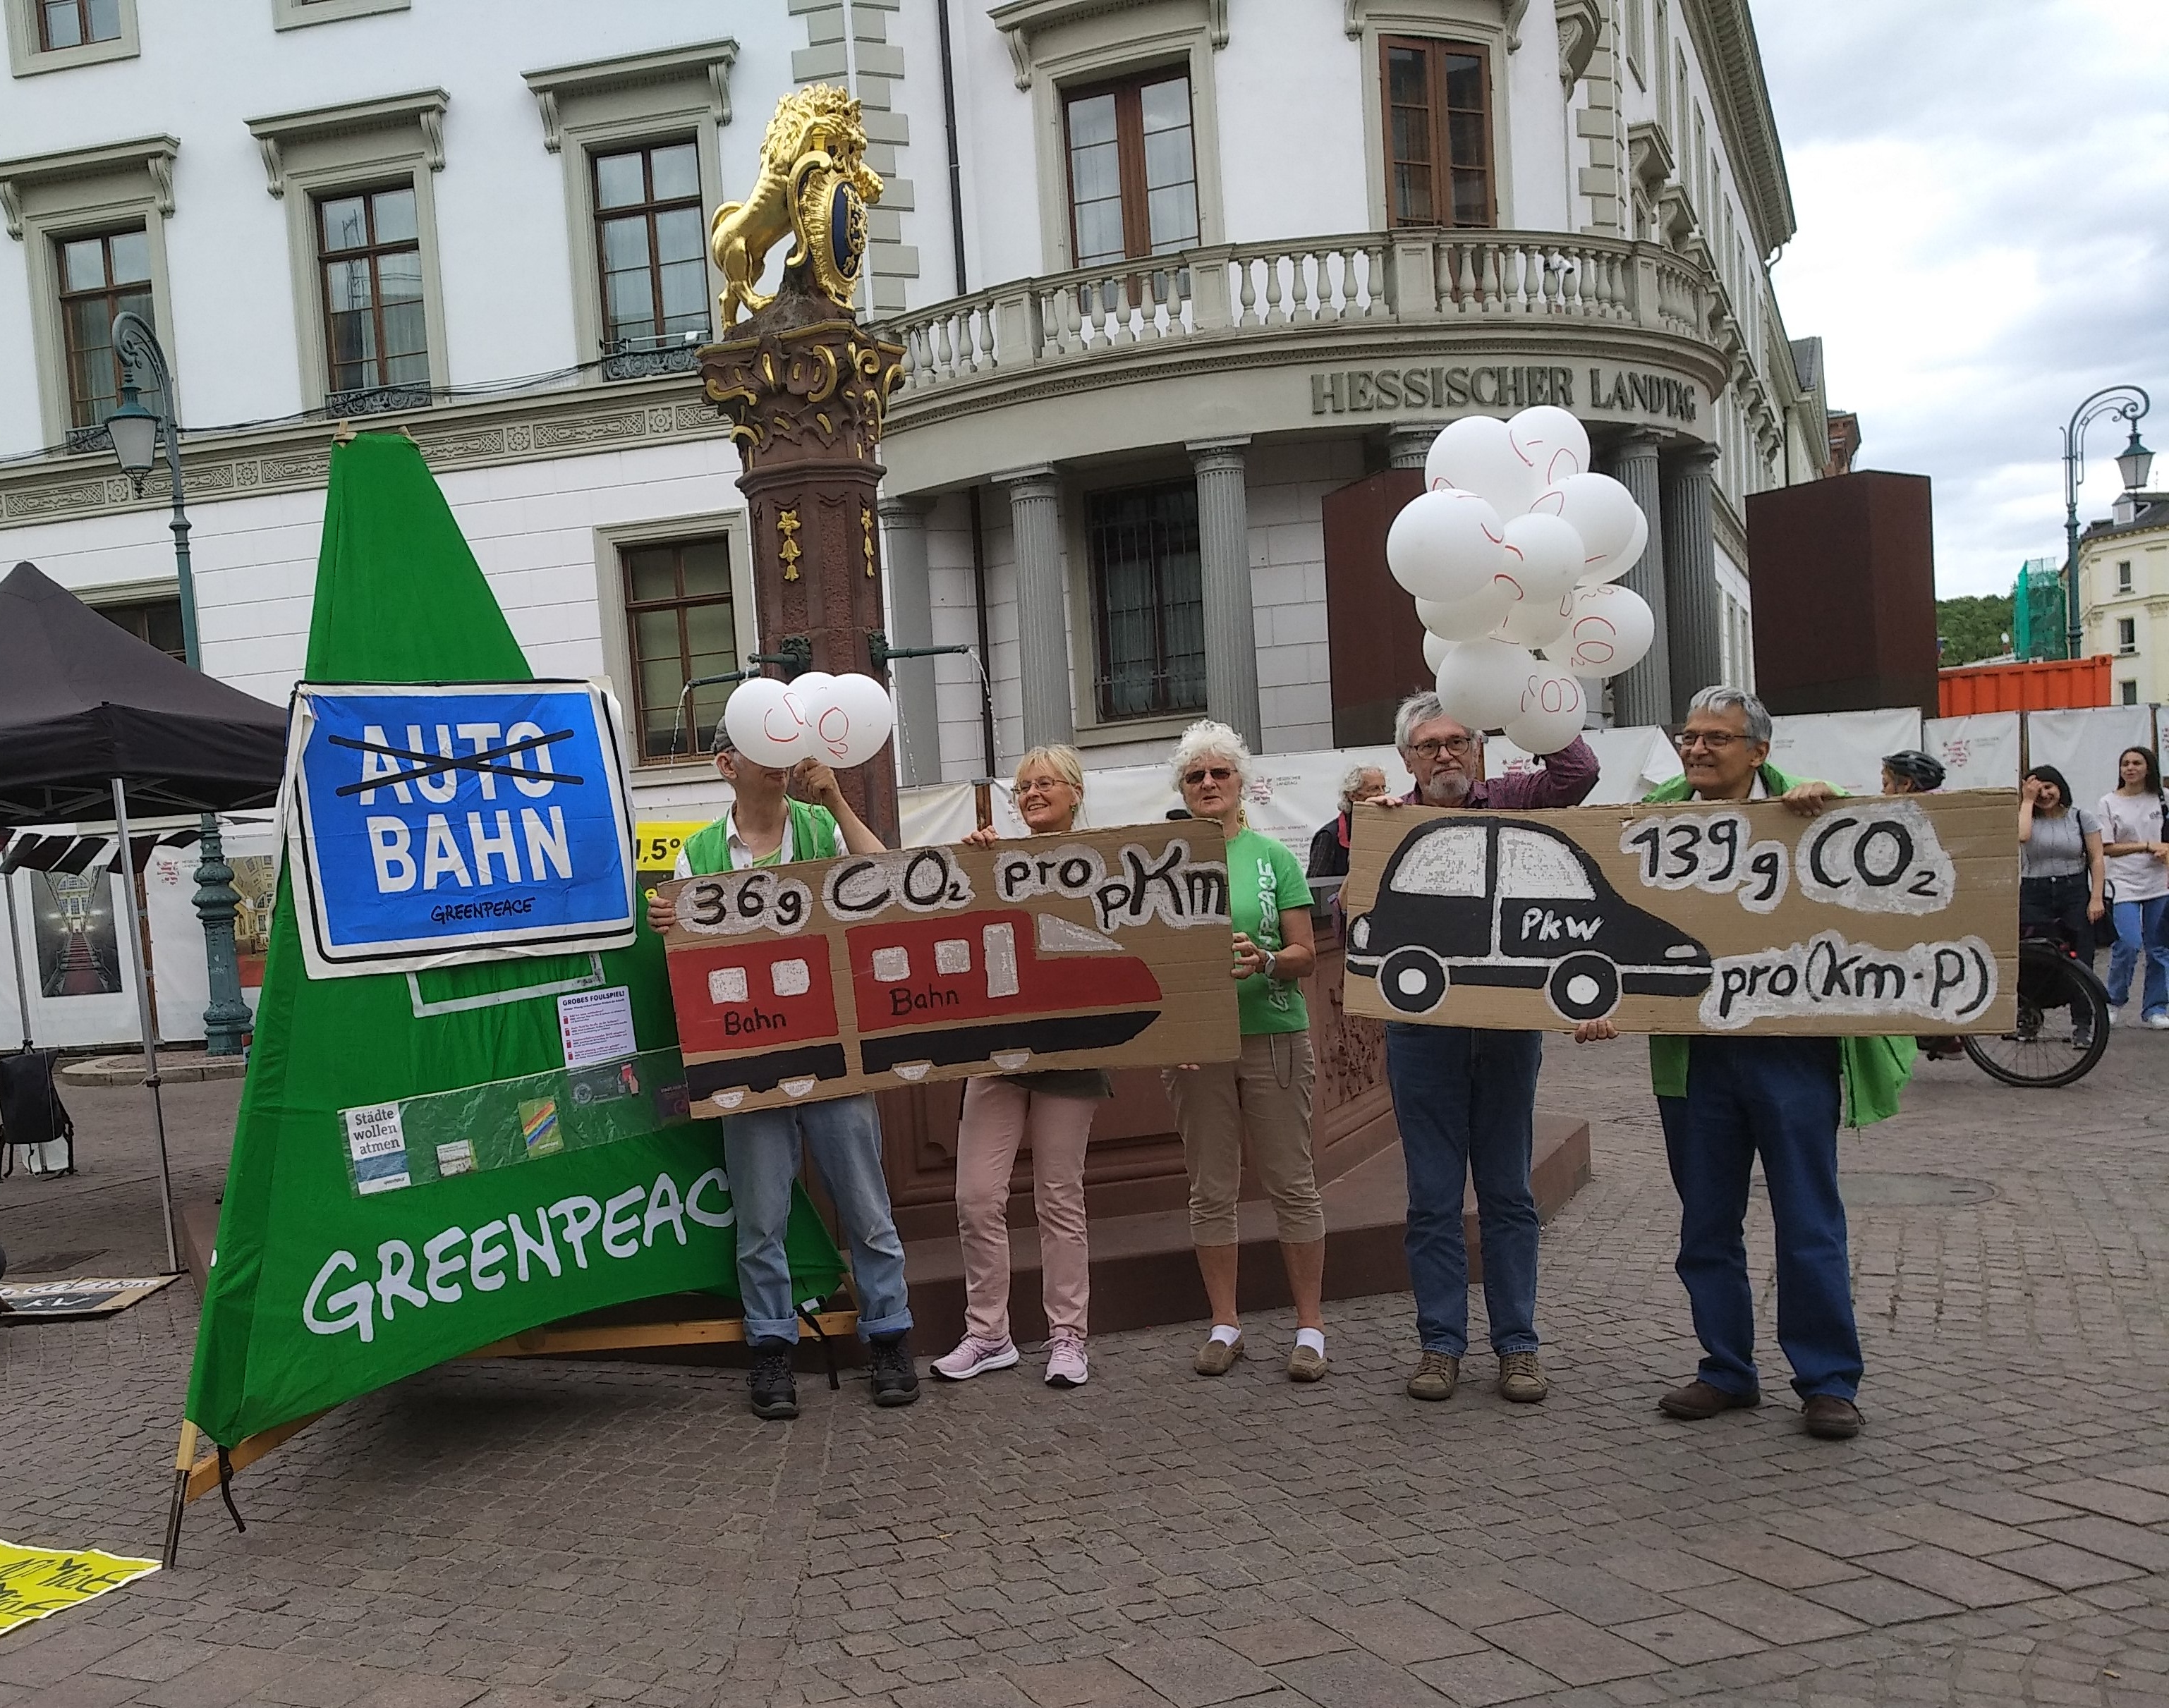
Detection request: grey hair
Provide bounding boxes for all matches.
[1337,760,1385,809]
[1687,685,1773,745]
[1168,718,1252,793]
[1393,690,1483,753]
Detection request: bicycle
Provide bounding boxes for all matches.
[1959,935,2110,1089]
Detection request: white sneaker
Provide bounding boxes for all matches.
[1045,1330,1089,1388]
[2106,1006,2124,1028]
[2146,1013,2169,1031]
[931,1334,1019,1381]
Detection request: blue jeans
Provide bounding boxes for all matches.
[2106,896,2169,1016]
[1658,1037,1860,1402]
[1385,1024,1541,1358]
[720,1092,913,1344]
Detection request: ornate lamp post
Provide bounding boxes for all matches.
[106,312,251,1056]
[2062,386,2153,662]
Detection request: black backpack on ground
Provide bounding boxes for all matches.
[0,1050,75,1178]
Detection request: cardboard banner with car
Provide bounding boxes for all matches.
[1341,793,2018,1035]
[657,824,1241,1113]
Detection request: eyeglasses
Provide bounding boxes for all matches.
[1674,731,1746,751]
[1015,777,1069,798]
[1409,737,1475,759]
[1182,765,1236,786]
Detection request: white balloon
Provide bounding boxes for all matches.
[803,672,896,767]
[1530,472,1644,579]
[1555,583,1656,677]
[789,671,837,702]
[1489,515,1582,647]
[724,676,813,767]
[1423,630,1450,673]
[1490,588,1576,649]
[1434,638,1536,731]
[1578,507,1649,587]
[1386,489,1505,604]
[1415,578,1514,642]
[1425,415,1542,518]
[1507,406,1591,491]
[1503,669,1588,755]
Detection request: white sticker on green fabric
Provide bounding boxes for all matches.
[343,1102,410,1194]
[557,984,637,1070]
[435,1139,476,1177]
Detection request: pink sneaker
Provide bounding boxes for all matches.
[1045,1330,1088,1388]
[932,1334,1019,1381]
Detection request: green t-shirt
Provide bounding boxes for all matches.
[1227,826,1313,1036]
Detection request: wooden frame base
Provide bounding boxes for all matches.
[162,1309,860,1566]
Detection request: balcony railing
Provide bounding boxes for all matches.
[885,230,1719,400]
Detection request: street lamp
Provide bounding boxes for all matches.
[106,312,250,1056]
[2062,385,2153,663]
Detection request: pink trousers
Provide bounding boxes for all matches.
[954,1078,1098,1341]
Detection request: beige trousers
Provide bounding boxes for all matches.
[954,1078,1099,1341]
[1162,1032,1324,1245]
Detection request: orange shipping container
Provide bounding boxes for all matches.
[1937,656,2112,716]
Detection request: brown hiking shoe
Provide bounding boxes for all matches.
[1658,1379,1761,1420]
[1802,1395,1862,1439]
[1406,1350,1459,1401]
[1194,1331,1243,1376]
[1497,1350,1548,1403]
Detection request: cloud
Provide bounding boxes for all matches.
[1752,0,2169,596]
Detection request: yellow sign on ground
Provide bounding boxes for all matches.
[0,1540,159,1635]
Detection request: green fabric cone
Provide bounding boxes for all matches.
[186,434,844,1448]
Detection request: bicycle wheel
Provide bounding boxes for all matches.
[1962,941,2110,1088]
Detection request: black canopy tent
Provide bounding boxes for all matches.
[0,561,288,1269]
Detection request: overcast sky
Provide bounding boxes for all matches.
[1751,0,2169,599]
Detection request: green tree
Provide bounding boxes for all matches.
[1935,593,2013,666]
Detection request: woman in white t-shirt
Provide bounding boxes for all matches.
[2098,745,2169,1028]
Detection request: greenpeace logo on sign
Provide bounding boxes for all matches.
[286,681,638,978]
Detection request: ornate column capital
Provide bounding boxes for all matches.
[1387,422,1446,470]
[995,463,1062,501]
[1186,436,1251,475]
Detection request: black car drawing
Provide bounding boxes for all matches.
[1346,817,1713,1022]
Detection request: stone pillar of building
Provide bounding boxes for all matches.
[1189,437,1263,752]
[1387,422,1447,471]
[1001,465,1074,750]
[1607,429,1672,728]
[1663,442,1724,712]
[876,496,940,786]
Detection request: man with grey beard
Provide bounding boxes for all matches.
[1366,692,1598,1406]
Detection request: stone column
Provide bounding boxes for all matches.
[1663,442,1724,712]
[1001,465,1074,750]
[1188,437,1262,752]
[1387,422,1447,471]
[876,496,940,786]
[1607,429,1672,728]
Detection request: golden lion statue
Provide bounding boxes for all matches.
[710,85,885,325]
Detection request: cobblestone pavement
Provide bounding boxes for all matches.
[3,1027,2168,1708]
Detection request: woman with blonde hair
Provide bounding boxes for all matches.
[932,745,1107,1388]
[1160,720,1330,1381]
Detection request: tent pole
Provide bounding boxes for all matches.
[111,779,180,1276]
[4,860,30,1051]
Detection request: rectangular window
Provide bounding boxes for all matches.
[2117,617,2137,653]
[2121,679,2139,706]
[56,226,152,429]
[93,595,184,661]
[1063,69,1198,268]
[1625,0,1646,80]
[2117,560,2133,592]
[620,536,738,763]
[316,183,429,404]
[1086,482,1204,722]
[39,0,119,47]
[1380,37,1493,228]
[591,140,709,357]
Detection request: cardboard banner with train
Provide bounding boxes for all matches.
[1341,791,2019,1035]
[657,824,1242,1113]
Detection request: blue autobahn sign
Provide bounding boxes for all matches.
[286,681,638,977]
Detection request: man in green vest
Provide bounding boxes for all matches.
[650,728,918,1420]
[1579,686,1912,1441]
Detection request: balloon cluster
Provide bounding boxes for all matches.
[1387,407,1655,754]
[722,672,897,769]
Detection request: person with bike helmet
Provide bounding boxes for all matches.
[1881,750,1945,795]
[2019,764,2106,1049]
[2098,745,2169,1029]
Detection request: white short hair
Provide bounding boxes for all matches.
[1394,690,1482,753]
[1168,719,1252,793]
[1687,685,1773,745]
[1338,761,1383,808]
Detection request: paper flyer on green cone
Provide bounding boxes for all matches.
[185,434,844,1448]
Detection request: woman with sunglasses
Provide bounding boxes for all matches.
[932,745,1107,1388]
[1160,720,1330,1382]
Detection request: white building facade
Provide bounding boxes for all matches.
[0,0,1831,815]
